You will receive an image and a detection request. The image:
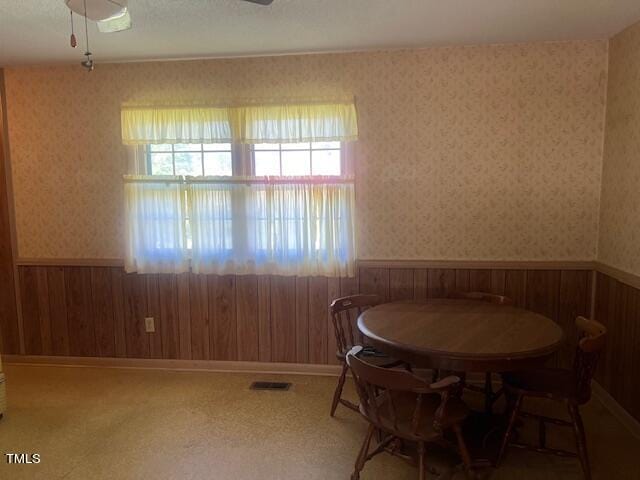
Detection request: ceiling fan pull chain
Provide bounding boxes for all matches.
[81,0,94,71]
[83,0,90,54]
[70,11,77,48]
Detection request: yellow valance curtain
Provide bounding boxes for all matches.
[121,106,232,145]
[121,100,358,145]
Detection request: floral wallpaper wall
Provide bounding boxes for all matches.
[598,21,640,276]
[4,40,607,261]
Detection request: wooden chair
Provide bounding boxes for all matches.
[449,291,514,412]
[497,317,607,480]
[346,346,475,480]
[329,294,403,416]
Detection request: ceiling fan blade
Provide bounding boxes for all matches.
[97,8,132,32]
[241,0,274,5]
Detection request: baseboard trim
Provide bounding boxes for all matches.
[1,355,344,377]
[591,380,640,439]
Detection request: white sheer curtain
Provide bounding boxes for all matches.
[124,176,189,273]
[187,178,356,277]
[187,180,238,272]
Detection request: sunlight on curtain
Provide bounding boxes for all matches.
[124,176,189,273]
[121,100,358,144]
[230,102,358,144]
[121,106,232,145]
[187,180,237,273]
[187,178,356,276]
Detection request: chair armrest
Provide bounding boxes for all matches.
[429,375,461,391]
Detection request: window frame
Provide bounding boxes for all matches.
[145,142,234,177]
[250,141,343,177]
[142,141,349,177]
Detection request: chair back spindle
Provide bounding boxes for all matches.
[330,295,380,356]
[573,316,607,404]
[347,346,461,439]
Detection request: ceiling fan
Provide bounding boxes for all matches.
[64,0,274,70]
[65,0,274,33]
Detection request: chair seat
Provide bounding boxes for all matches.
[502,368,578,401]
[361,391,469,442]
[337,346,403,368]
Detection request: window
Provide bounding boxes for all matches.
[147,143,233,176]
[123,101,357,277]
[253,142,341,176]
[145,141,342,177]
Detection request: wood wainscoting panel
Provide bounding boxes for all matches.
[176,273,192,360]
[14,264,603,373]
[64,267,96,357]
[308,276,328,365]
[19,265,43,355]
[426,269,456,298]
[47,266,70,356]
[270,275,296,363]
[504,269,527,307]
[469,269,492,294]
[594,272,617,394]
[110,267,127,358]
[413,269,428,299]
[146,274,163,359]
[489,270,507,296]
[122,272,149,359]
[360,267,390,301]
[90,266,116,358]
[593,271,640,422]
[257,275,272,362]
[236,275,259,362]
[209,275,237,361]
[326,277,341,365]
[189,273,209,361]
[158,274,180,360]
[557,270,591,368]
[454,269,471,293]
[525,270,561,321]
[389,269,414,301]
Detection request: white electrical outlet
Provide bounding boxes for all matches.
[144,317,155,333]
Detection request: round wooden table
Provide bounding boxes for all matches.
[358,299,564,372]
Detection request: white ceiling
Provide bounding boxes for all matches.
[1,0,640,66]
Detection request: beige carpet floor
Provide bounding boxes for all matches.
[0,364,638,480]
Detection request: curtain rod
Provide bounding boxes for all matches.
[123,176,355,185]
[121,98,356,110]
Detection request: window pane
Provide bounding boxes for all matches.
[203,143,231,151]
[281,150,311,176]
[149,144,173,152]
[312,141,340,149]
[281,142,310,150]
[149,153,174,175]
[254,151,280,176]
[174,143,201,152]
[254,143,279,151]
[312,149,341,175]
[204,152,232,176]
[174,152,203,176]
